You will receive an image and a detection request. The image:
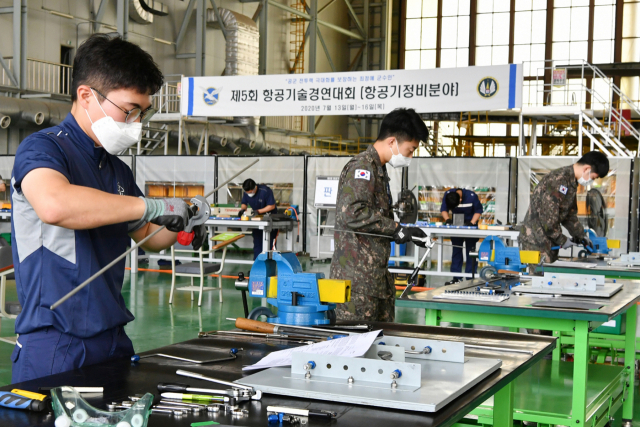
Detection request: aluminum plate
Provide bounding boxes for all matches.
[238,356,502,412]
[515,282,623,297]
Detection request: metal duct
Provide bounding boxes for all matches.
[207,8,260,139]
[237,137,255,150]
[130,0,168,24]
[0,96,70,128]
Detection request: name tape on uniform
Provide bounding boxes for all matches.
[355,169,371,180]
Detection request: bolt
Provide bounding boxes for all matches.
[305,371,311,379]
[347,376,354,384]
[390,369,402,379]
[423,346,432,354]
[303,361,316,370]
[391,380,397,389]
[151,408,184,416]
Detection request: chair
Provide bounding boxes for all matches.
[169,234,245,306]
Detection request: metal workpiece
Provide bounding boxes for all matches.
[242,348,503,412]
[150,408,184,416]
[434,289,511,303]
[158,400,204,413]
[376,336,465,363]
[522,272,622,297]
[152,405,189,414]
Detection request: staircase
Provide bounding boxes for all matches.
[522,60,640,157]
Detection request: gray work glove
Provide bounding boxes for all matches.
[561,238,577,249]
[142,197,191,232]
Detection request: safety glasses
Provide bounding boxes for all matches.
[91,88,157,124]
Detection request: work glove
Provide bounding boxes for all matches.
[561,238,577,249]
[444,218,453,225]
[192,223,207,251]
[464,221,476,227]
[237,209,245,218]
[576,235,594,251]
[142,197,192,232]
[393,224,427,248]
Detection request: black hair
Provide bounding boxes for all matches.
[72,34,164,101]
[577,151,610,179]
[445,191,460,210]
[243,179,257,192]
[376,108,429,144]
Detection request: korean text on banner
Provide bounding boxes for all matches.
[182,64,523,117]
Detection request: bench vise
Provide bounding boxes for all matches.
[236,251,351,326]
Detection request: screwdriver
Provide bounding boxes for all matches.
[0,391,50,412]
[160,392,228,403]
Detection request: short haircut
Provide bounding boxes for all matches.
[72,34,164,101]
[243,179,257,192]
[445,191,460,210]
[376,108,429,145]
[577,151,610,178]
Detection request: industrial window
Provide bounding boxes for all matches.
[404,0,470,69]
[552,0,590,64]
[475,0,511,66]
[513,0,547,76]
[621,0,640,105]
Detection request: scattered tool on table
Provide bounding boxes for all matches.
[39,386,103,394]
[198,330,319,344]
[0,391,50,412]
[50,159,260,310]
[228,317,352,339]
[131,348,241,364]
[398,236,436,299]
[176,370,262,401]
[266,405,337,419]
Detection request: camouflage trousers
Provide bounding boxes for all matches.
[335,292,395,322]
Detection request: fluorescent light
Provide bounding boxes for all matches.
[49,10,74,19]
[153,37,173,45]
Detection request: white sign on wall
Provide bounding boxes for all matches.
[314,176,340,207]
[182,64,523,117]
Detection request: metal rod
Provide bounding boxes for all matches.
[50,225,166,310]
[50,159,260,310]
[176,370,254,390]
[465,344,533,355]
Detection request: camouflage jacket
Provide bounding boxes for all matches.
[519,165,584,262]
[329,145,397,298]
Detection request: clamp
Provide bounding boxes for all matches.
[176,370,262,401]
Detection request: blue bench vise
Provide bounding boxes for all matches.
[239,251,351,326]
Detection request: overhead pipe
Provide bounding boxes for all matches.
[0,96,70,128]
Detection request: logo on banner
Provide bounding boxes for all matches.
[355,169,370,180]
[203,87,222,106]
[477,77,498,98]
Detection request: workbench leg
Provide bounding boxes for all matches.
[437,237,443,273]
[552,331,561,361]
[492,380,514,427]
[425,309,440,326]
[622,304,637,423]
[571,321,589,426]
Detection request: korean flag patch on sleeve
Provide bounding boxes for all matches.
[559,185,568,195]
[355,169,371,180]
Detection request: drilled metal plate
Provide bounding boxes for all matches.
[515,282,622,298]
[239,356,502,412]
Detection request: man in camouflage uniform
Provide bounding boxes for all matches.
[330,108,429,322]
[519,152,610,264]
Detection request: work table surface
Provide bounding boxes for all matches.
[0,322,555,427]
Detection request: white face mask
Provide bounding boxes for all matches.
[578,168,593,187]
[84,90,142,155]
[388,140,411,168]
[246,191,256,198]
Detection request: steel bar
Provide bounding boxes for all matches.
[176,370,254,390]
[50,160,259,310]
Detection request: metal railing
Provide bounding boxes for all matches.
[1,57,72,96]
[525,59,640,155]
[151,74,182,114]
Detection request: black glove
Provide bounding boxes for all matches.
[576,236,594,251]
[393,224,427,247]
[192,223,207,251]
[237,209,245,218]
[464,221,474,226]
[444,218,453,225]
[147,198,192,232]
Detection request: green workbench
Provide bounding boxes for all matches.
[396,279,640,427]
[541,258,640,280]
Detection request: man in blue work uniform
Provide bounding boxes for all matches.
[9,34,205,383]
[440,188,483,283]
[238,179,278,259]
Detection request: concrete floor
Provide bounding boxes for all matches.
[0,251,638,424]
